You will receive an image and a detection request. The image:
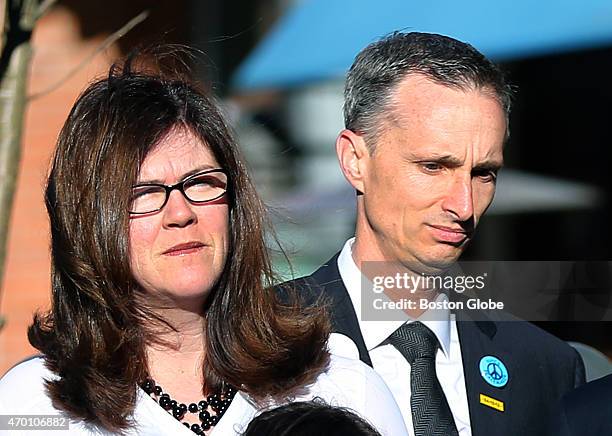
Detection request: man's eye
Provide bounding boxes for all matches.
[473,170,497,182]
[422,163,443,172]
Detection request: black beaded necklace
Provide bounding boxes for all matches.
[141,378,236,435]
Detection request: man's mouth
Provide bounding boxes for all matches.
[427,225,470,244]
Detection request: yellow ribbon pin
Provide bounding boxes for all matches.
[480,393,504,412]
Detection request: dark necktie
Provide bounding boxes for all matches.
[389,321,459,436]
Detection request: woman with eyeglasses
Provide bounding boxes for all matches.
[0,55,407,435]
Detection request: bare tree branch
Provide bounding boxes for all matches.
[33,0,58,22]
[29,9,149,100]
[19,0,41,30]
[0,0,40,331]
[0,0,7,54]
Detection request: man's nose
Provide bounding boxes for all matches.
[441,173,474,222]
[162,189,197,228]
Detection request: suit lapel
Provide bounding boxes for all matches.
[310,254,373,367]
[311,256,520,432]
[456,310,515,435]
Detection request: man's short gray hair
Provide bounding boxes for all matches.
[344,31,514,150]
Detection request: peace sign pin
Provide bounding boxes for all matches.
[479,355,508,388]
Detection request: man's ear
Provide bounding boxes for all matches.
[336,129,369,194]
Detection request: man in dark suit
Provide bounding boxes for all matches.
[281,32,584,436]
[549,373,612,435]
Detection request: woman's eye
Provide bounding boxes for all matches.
[186,173,227,190]
[187,176,215,188]
[131,186,163,200]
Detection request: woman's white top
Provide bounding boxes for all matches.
[0,354,407,435]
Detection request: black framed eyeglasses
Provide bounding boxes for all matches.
[130,169,229,215]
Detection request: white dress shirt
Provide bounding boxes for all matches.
[330,238,472,436]
[0,354,408,436]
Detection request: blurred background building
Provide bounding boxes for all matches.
[1,0,611,375]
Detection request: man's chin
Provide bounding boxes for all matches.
[409,249,464,275]
[412,261,456,276]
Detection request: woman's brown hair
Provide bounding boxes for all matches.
[28,53,330,432]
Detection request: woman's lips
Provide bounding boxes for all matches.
[428,225,469,244]
[162,241,205,256]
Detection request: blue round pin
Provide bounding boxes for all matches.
[479,355,508,388]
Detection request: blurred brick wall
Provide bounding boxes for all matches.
[0,6,120,375]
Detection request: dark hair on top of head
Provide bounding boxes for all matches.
[242,399,382,436]
[28,48,330,433]
[114,43,205,82]
[344,31,514,150]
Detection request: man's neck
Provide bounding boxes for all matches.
[351,237,440,319]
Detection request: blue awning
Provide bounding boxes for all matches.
[233,0,612,90]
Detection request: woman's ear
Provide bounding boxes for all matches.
[335,129,369,194]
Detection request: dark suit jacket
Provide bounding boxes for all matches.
[549,374,612,436]
[280,254,586,436]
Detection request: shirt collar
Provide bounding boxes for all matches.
[337,237,451,357]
